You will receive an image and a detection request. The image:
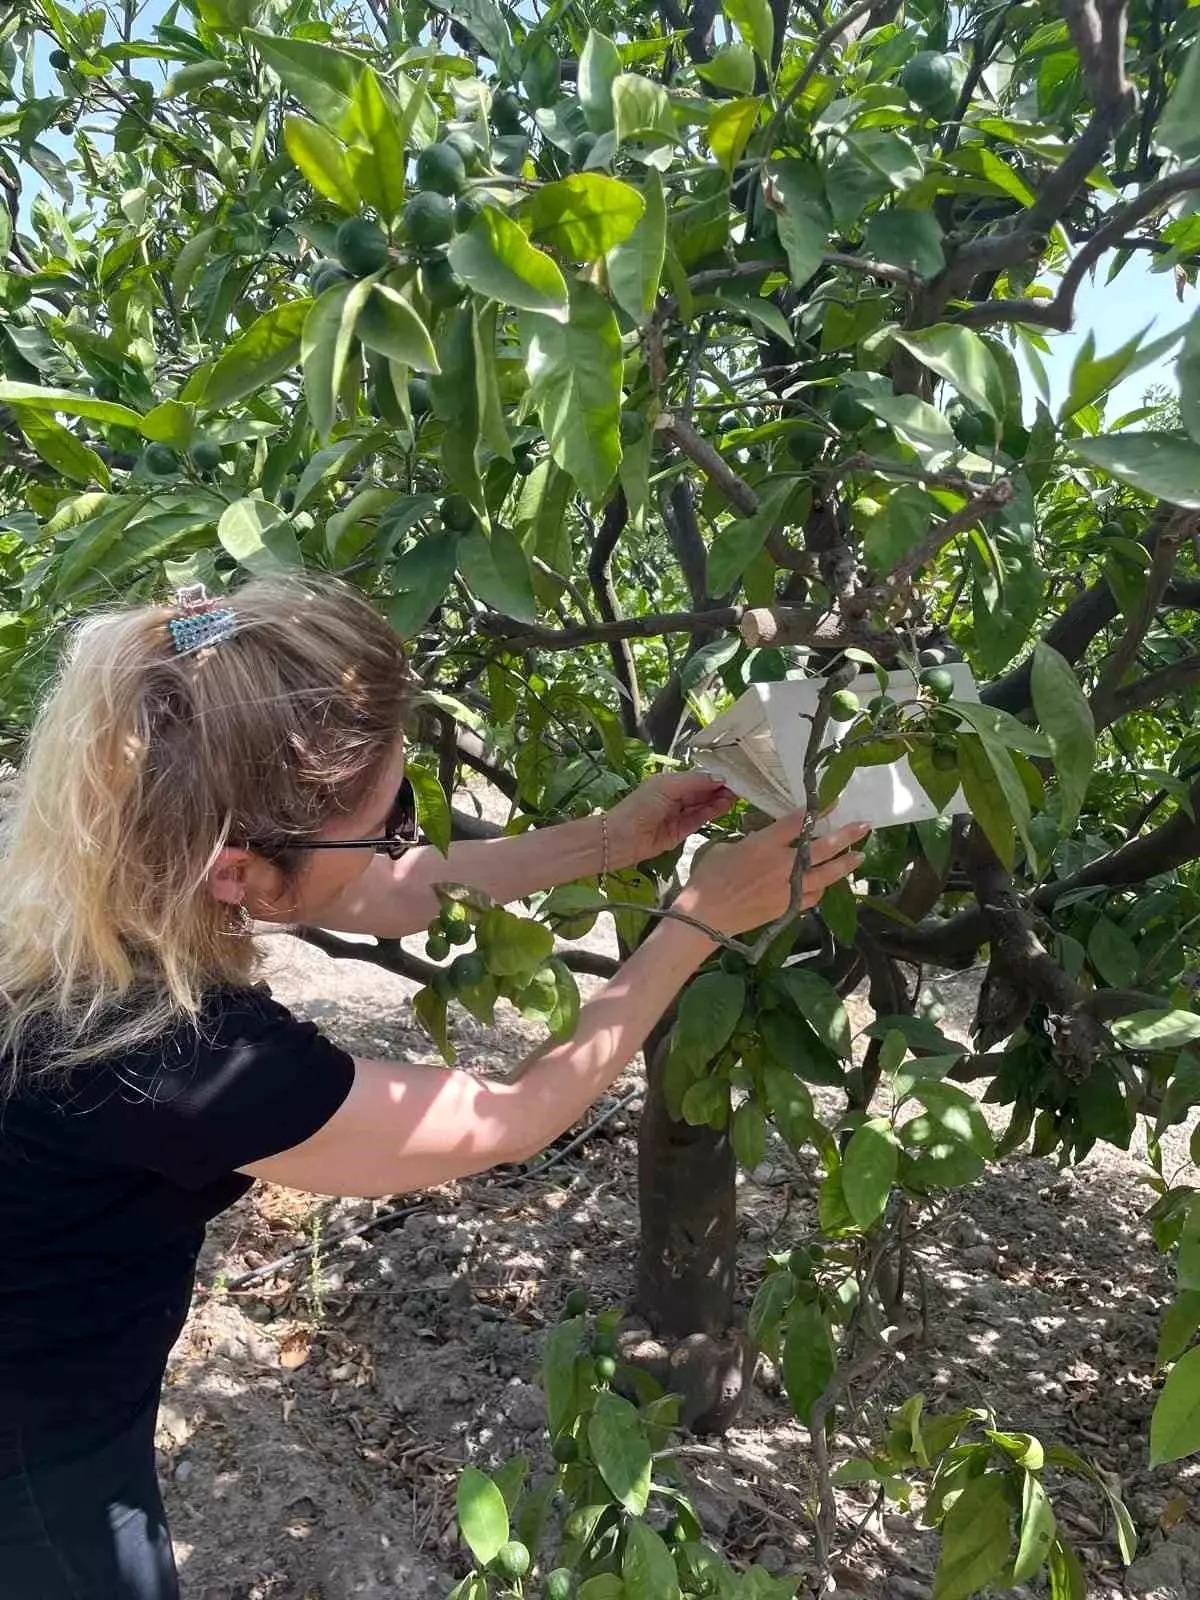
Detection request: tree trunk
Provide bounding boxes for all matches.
[632,1033,751,1433]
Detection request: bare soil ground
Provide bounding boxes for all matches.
[160,917,1200,1600]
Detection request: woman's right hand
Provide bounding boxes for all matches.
[677,812,869,936]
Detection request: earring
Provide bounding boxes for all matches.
[226,903,255,937]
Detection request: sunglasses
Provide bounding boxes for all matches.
[252,776,420,862]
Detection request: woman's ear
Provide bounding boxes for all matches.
[206,846,251,907]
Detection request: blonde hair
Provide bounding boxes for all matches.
[0,574,412,1086]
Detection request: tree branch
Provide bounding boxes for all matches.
[1098,651,1200,727]
[851,479,1014,610]
[1092,508,1194,709]
[587,490,644,736]
[759,0,879,151]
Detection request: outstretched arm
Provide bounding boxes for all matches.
[302,773,736,938]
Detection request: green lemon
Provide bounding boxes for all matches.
[455,192,485,230]
[408,377,431,420]
[931,738,958,772]
[551,1434,579,1463]
[189,439,223,472]
[564,1285,588,1317]
[310,260,350,297]
[513,448,536,476]
[901,50,955,111]
[1100,519,1126,540]
[94,377,121,402]
[441,493,477,532]
[493,1541,531,1581]
[425,931,451,962]
[335,217,391,277]
[266,202,290,228]
[443,129,479,169]
[492,90,523,134]
[829,689,860,722]
[787,424,824,465]
[919,666,956,702]
[546,1571,576,1600]
[950,407,984,448]
[449,951,486,989]
[401,191,455,250]
[444,917,473,947]
[50,49,71,70]
[619,410,646,445]
[442,900,472,926]
[417,140,468,197]
[788,1245,816,1279]
[830,390,871,432]
[422,255,465,310]
[142,443,178,477]
[594,1354,617,1383]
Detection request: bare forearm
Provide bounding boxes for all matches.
[499,916,715,1159]
[307,815,605,937]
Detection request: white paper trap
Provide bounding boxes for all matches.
[688,665,979,832]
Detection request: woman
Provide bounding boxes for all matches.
[0,575,866,1599]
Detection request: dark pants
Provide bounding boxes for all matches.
[0,1394,178,1599]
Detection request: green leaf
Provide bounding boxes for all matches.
[477,907,555,977]
[217,497,302,572]
[172,225,220,303]
[1047,1538,1088,1600]
[622,1520,681,1600]
[456,1466,509,1566]
[773,966,852,1058]
[404,761,450,855]
[1030,643,1094,830]
[0,381,143,431]
[891,325,1006,421]
[199,298,308,412]
[448,208,568,319]
[726,0,774,63]
[1159,1291,1200,1368]
[820,876,858,946]
[957,733,1015,870]
[607,168,665,322]
[932,1472,1013,1600]
[674,970,746,1067]
[732,1099,767,1171]
[1181,308,1200,448]
[521,281,623,503]
[302,277,373,442]
[527,174,644,259]
[781,1301,835,1427]
[842,1117,899,1230]
[761,1010,844,1086]
[681,1076,731,1129]
[1151,1344,1200,1465]
[342,68,410,225]
[748,1270,795,1360]
[1060,325,1179,423]
[863,484,935,575]
[905,1082,995,1159]
[1158,37,1200,163]
[14,409,109,487]
[611,73,676,147]
[388,533,458,638]
[283,115,359,212]
[579,30,621,132]
[707,97,763,176]
[458,526,537,622]
[246,29,436,143]
[1087,915,1138,988]
[707,479,799,594]
[864,210,945,279]
[449,0,512,63]
[358,283,439,372]
[845,379,959,462]
[771,162,828,289]
[542,1316,586,1435]
[1113,1010,1200,1050]
[697,42,757,95]
[140,400,196,450]
[1071,434,1200,508]
[762,1062,815,1149]
[588,1391,652,1514]
[1012,1471,1057,1583]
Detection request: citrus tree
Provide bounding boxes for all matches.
[7,0,1200,1591]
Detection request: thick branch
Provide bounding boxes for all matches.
[952,163,1200,331]
[479,606,745,650]
[1098,651,1200,727]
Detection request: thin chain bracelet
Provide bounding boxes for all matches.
[598,810,611,879]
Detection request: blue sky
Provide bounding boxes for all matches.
[26,5,1191,416]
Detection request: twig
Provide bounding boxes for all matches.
[587,490,643,734]
[760,0,879,151]
[1092,509,1193,708]
[852,479,1014,608]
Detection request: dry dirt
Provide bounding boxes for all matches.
[160,923,1200,1600]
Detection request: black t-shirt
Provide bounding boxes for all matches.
[0,984,355,1464]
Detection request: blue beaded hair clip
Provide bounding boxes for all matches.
[167,583,237,656]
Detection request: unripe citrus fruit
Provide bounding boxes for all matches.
[416,140,468,197]
[335,217,390,276]
[493,1540,531,1581]
[401,191,455,250]
[829,689,860,722]
[902,50,955,111]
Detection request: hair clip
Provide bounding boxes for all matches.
[168,583,237,656]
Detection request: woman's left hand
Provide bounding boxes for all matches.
[605,772,737,870]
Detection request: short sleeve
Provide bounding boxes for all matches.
[52,986,356,1190]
